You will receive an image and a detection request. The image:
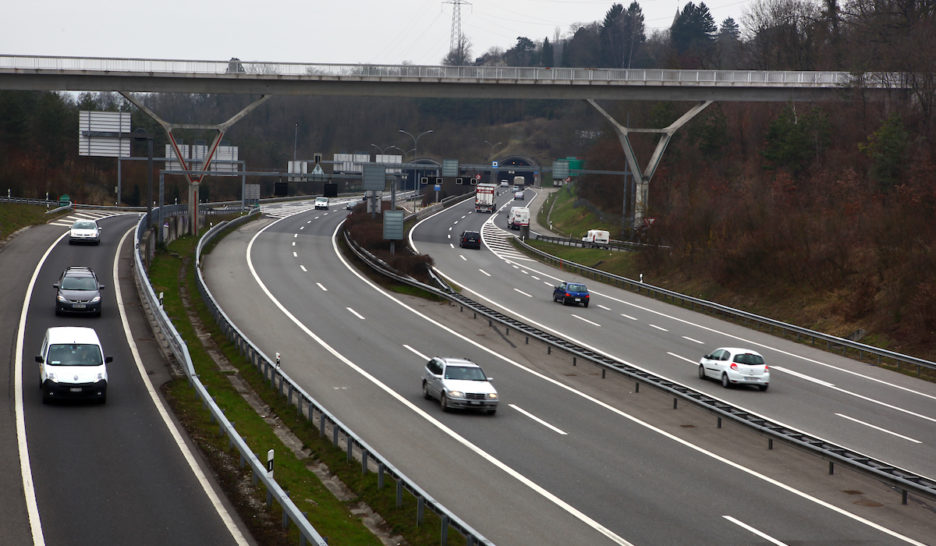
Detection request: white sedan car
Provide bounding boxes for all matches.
[698,347,770,391]
[68,219,101,245]
[422,357,498,414]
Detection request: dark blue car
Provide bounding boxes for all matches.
[553,281,589,307]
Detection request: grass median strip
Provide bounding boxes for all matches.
[149,233,466,545]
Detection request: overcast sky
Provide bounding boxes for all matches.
[2,0,753,66]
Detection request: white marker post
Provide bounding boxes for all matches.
[266,449,274,478]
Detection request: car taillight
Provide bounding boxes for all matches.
[564,292,571,297]
[764,364,769,371]
[584,294,589,298]
[730,363,738,370]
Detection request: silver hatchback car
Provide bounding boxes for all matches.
[422,357,498,414]
[699,347,770,391]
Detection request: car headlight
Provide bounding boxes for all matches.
[57,294,67,302]
[91,296,101,303]
[487,393,498,400]
[448,390,464,398]
[46,372,57,383]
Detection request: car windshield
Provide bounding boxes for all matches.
[734,353,765,365]
[47,344,103,366]
[73,221,96,230]
[567,283,587,292]
[61,277,97,290]
[444,366,486,381]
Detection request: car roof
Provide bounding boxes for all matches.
[435,357,480,368]
[718,347,764,356]
[63,266,95,276]
[45,326,101,345]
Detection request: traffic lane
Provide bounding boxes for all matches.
[422,236,936,477]
[204,219,611,545]
[242,219,918,544]
[23,216,239,545]
[0,222,69,545]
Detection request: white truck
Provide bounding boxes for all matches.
[475,183,497,213]
[582,229,610,248]
[508,206,530,230]
[513,175,525,187]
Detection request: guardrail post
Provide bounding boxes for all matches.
[573,357,577,366]
[396,481,403,508]
[362,451,369,474]
[333,426,339,446]
[673,398,677,409]
[717,417,722,429]
[347,437,353,462]
[828,461,834,475]
[320,414,326,437]
[902,490,908,505]
[635,382,639,393]
[768,438,773,450]
[441,515,449,544]
[417,497,424,526]
[378,463,385,488]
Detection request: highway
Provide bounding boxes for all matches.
[203,196,934,544]
[417,188,936,481]
[2,211,248,545]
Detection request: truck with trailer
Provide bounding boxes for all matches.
[475,183,497,213]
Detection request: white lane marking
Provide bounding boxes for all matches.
[403,344,428,361]
[316,282,327,291]
[571,314,601,327]
[293,233,297,238]
[649,324,668,332]
[346,307,365,320]
[531,275,540,280]
[292,251,298,258]
[479,269,491,277]
[451,243,455,249]
[291,241,295,246]
[513,288,532,298]
[300,265,307,272]
[509,404,568,435]
[544,281,553,286]
[597,304,611,310]
[668,352,697,365]
[307,220,312,223]
[114,228,248,544]
[836,414,922,444]
[620,313,637,320]
[447,234,451,239]
[682,336,704,344]
[404,199,921,544]
[459,254,466,261]
[771,366,834,387]
[448,226,452,231]
[299,226,304,230]
[723,516,786,545]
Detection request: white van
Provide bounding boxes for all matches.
[508,207,530,230]
[314,197,329,210]
[35,327,111,404]
[582,229,610,248]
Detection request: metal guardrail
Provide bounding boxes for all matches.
[193,212,492,545]
[0,54,901,90]
[342,228,936,504]
[515,236,936,377]
[531,232,650,252]
[134,208,329,546]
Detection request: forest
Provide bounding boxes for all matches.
[0,0,934,357]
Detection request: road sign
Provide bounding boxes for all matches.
[383,210,404,240]
[492,161,498,168]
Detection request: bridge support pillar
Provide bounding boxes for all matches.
[587,99,712,231]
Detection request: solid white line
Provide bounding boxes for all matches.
[479,269,491,277]
[571,314,601,327]
[836,414,922,444]
[346,307,365,320]
[513,288,532,298]
[682,336,704,344]
[723,515,786,545]
[114,228,247,544]
[316,282,327,291]
[509,404,567,435]
[649,324,668,332]
[299,265,307,272]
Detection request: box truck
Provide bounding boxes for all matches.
[475,183,497,213]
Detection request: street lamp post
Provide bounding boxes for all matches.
[398,129,433,210]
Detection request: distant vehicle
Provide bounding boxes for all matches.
[514,190,524,200]
[475,183,497,213]
[507,206,529,230]
[68,219,101,245]
[54,266,104,316]
[499,180,509,188]
[699,348,770,391]
[512,185,520,192]
[459,230,481,249]
[422,356,498,414]
[553,281,589,307]
[513,175,525,187]
[314,197,329,210]
[582,229,610,248]
[35,326,112,404]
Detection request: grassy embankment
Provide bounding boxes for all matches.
[149,226,466,545]
[0,203,68,241]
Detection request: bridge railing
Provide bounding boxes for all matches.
[1,54,891,88]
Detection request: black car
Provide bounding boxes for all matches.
[459,230,481,249]
[54,266,105,316]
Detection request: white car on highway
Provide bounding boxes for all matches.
[68,219,101,245]
[422,357,498,414]
[698,347,770,391]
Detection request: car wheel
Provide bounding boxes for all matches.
[583,301,589,308]
[422,381,431,400]
[41,387,50,405]
[759,384,769,392]
[487,408,497,415]
[698,365,706,380]
[440,393,449,412]
[721,373,730,388]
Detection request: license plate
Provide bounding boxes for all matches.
[69,387,82,392]
[73,304,86,309]
[574,298,581,302]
